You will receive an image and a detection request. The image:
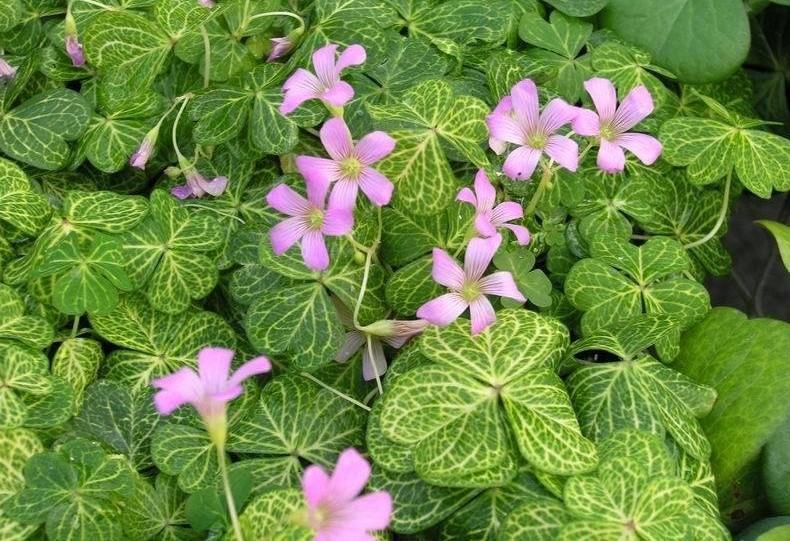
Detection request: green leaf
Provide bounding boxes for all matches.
[0,342,57,428]
[0,284,53,350]
[493,247,553,308]
[759,220,790,277]
[544,0,609,17]
[566,313,681,362]
[238,488,312,540]
[673,308,790,500]
[245,282,344,371]
[89,294,237,393]
[385,256,445,316]
[601,0,750,84]
[499,497,571,541]
[63,190,150,234]
[368,79,488,215]
[0,158,51,236]
[0,428,43,540]
[0,0,21,32]
[51,338,102,409]
[154,0,212,39]
[519,10,591,58]
[82,116,149,173]
[121,474,197,540]
[151,424,218,493]
[398,0,512,47]
[0,89,91,170]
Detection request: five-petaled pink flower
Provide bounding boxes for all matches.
[171,166,228,199]
[152,347,271,443]
[572,78,662,173]
[296,117,395,211]
[302,448,392,541]
[457,169,530,245]
[280,43,366,115]
[417,234,525,335]
[267,178,354,271]
[486,79,578,180]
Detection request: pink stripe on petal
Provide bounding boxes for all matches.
[456,187,477,206]
[321,81,355,108]
[597,138,626,173]
[354,131,395,164]
[545,135,579,172]
[464,235,501,282]
[490,201,523,225]
[502,146,541,180]
[612,85,654,133]
[197,347,234,394]
[296,156,343,187]
[301,230,330,271]
[474,213,498,237]
[615,132,662,165]
[431,248,465,289]
[312,44,340,87]
[358,168,393,206]
[503,223,531,245]
[322,208,354,236]
[416,293,468,326]
[226,356,271,388]
[539,98,576,134]
[571,107,601,137]
[479,271,525,301]
[469,296,497,335]
[473,169,496,211]
[486,113,525,147]
[280,69,322,114]
[584,77,617,123]
[328,179,360,211]
[328,448,371,502]
[270,216,309,255]
[510,79,540,133]
[320,117,354,161]
[302,464,331,508]
[267,183,310,216]
[335,44,367,72]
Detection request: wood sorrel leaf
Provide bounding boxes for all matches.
[544,0,609,17]
[237,488,312,541]
[0,428,43,539]
[51,338,103,410]
[0,158,51,237]
[151,424,218,494]
[121,474,194,540]
[758,219,790,278]
[0,284,53,350]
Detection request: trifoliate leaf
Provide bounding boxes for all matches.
[154,0,212,39]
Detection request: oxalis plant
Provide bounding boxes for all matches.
[2,0,790,539]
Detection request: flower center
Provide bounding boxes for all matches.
[340,157,363,179]
[460,280,481,302]
[526,132,548,150]
[308,207,324,230]
[599,123,616,141]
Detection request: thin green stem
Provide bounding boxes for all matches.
[71,316,80,339]
[216,443,243,541]
[353,247,373,329]
[366,335,384,396]
[248,11,305,28]
[171,95,193,165]
[300,372,372,411]
[362,388,379,405]
[183,203,246,223]
[200,25,211,88]
[524,162,555,217]
[72,0,114,10]
[683,170,731,250]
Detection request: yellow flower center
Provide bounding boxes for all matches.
[340,157,363,179]
[308,207,324,230]
[599,123,616,141]
[527,132,548,149]
[460,281,481,302]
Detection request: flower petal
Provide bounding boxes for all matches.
[197,347,234,394]
[502,146,541,180]
[267,183,310,216]
[362,338,387,381]
[472,169,496,211]
[358,168,394,207]
[152,368,202,415]
[335,44,367,73]
[226,356,272,389]
[270,216,309,255]
[615,132,662,165]
[296,155,343,187]
[334,491,392,531]
[328,179,359,211]
[301,230,330,271]
[469,296,497,336]
[510,79,540,133]
[571,107,601,136]
[456,187,477,206]
[612,85,654,133]
[336,331,366,363]
[302,464,331,508]
[171,184,193,199]
[320,117,354,161]
[328,448,371,502]
[354,131,395,164]
[431,248,465,289]
[596,138,626,173]
[321,81,355,108]
[306,175,331,207]
[485,113,525,147]
[478,271,526,301]
[322,208,354,236]
[280,69,321,114]
[502,223,531,245]
[474,213,498,237]
[464,235,501,282]
[489,201,523,225]
[539,98,576,134]
[416,293,468,326]
[198,176,228,196]
[584,77,617,123]
[312,43,340,87]
[545,135,579,172]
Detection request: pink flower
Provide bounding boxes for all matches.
[171,166,228,199]
[129,124,160,170]
[268,37,294,62]
[302,448,392,540]
[572,78,662,173]
[152,347,271,443]
[486,79,578,180]
[280,43,366,115]
[417,234,525,335]
[266,178,354,271]
[457,169,530,245]
[65,35,85,67]
[0,58,16,82]
[296,117,395,211]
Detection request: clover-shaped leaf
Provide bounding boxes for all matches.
[0,284,53,350]
[368,79,489,215]
[493,246,553,308]
[89,294,237,393]
[122,189,224,314]
[0,158,51,237]
[151,424,218,494]
[51,338,103,409]
[379,310,597,484]
[0,428,43,540]
[121,474,195,541]
[237,488,312,541]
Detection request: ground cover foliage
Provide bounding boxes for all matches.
[1,0,790,539]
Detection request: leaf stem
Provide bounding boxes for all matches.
[71,316,80,339]
[72,0,114,10]
[200,25,211,88]
[299,372,371,411]
[171,94,194,165]
[683,170,731,250]
[216,443,243,541]
[247,11,305,28]
[352,207,382,329]
[524,161,555,217]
